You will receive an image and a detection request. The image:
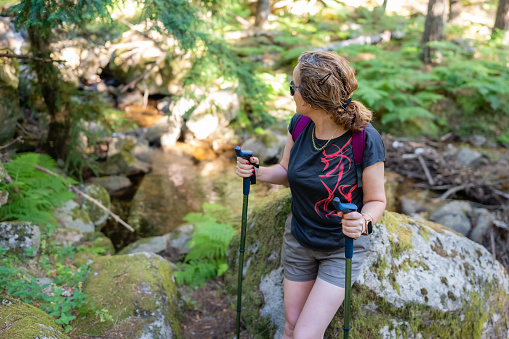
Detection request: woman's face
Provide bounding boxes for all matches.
[292,64,309,115]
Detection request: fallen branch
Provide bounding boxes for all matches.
[439,184,475,200]
[490,225,496,260]
[120,54,166,94]
[32,165,135,232]
[0,52,64,63]
[0,136,23,150]
[417,154,435,186]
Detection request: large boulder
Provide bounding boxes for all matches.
[0,297,69,339]
[226,190,509,339]
[0,47,19,144]
[72,252,180,338]
[0,221,40,256]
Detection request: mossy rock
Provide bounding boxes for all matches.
[83,184,111,229]
[0,221,40,256]
[226,191,509,338]
[0,297,69,339]
[72,252,179,338]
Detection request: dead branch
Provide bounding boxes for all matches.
[32,165,135,232]
[417,154,434,186]
[0,136,23,150]
[120,54,166,94]
[0,52,64,63]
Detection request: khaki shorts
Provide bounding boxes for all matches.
[281,215,368,288]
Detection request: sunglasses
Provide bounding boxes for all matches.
[290,80,300,96]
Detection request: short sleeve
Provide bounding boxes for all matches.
[363,124,385,168]
[288,114,302,135]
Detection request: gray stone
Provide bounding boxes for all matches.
[53,200,95,233]
[164,224,194,254]
[0,221,40,256]
[467,135,487,147]
[470,207,495,243]
[456,147,485,168]
[429,201,472,236]
[117,235,167,255]
[99,151,151,176]
[82,184,111,229]
[241,130,286,164]
[400,198,426,215]
[117,91,144,110]
[91,175,132,194]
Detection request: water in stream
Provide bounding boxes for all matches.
[105,147,282,249]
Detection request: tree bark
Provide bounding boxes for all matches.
[493,0,509,32]
[382,0,388,13]
[28,24,71,159]
[255,0,270,28]
[421,0,446,64]
[448,0,461,24]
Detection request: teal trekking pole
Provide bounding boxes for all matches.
[333,197,357,339]
[234,146,256,339]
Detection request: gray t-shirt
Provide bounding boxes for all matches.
[287,113,385,252]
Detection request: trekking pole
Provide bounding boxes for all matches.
[333,197,357,339]
[234,146,256,339]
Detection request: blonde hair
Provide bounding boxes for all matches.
[297,51,372,131]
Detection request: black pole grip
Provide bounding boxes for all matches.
[235,146,256,192]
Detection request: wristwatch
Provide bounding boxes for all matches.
[361,212,373,236]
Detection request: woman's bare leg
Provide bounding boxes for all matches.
[293,278,346,339]
[282,278,315,339]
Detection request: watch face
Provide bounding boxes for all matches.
[367,220,373,234]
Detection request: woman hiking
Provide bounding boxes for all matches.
[235,51,386,339]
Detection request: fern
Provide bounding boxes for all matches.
[0,153,76,228]
[175,203,235,288]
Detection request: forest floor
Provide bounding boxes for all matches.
[179,278,252,339]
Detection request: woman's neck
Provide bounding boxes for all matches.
[310,111,347,140]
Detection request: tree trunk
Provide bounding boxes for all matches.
[255,0,270,28]
[448,0,461,24]
[382,0,388,13]
[493,0,509,32]
[28,25,71,159]
[421,0,446,64]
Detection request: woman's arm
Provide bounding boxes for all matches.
[341,161,386,239]
[361,162,386,223]
[236,132,294,186]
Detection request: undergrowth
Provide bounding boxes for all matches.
[174,203,236,288]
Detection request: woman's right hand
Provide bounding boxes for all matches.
[236,156,259,178]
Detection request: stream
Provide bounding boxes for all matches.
[104,147,282,249]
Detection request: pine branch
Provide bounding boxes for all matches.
[32,165,134,232]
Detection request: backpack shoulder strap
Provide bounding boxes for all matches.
[352,126,367,188]
[292,115,311,142]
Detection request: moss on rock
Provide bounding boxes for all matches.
[72,252,179,338]
[83,184,111,229]
[0,297,69,339]
[226,190,509,339]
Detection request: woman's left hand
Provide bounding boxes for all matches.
[338,211,364,239]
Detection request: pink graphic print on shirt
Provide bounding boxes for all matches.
[314,137,357,219]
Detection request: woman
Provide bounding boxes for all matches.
[236,51,386,339]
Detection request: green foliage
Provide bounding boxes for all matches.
[174,203,235,288]
[0,153,76,227]
[0,241,111,333]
